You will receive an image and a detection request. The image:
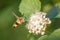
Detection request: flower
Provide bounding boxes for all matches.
[26,11,51,35]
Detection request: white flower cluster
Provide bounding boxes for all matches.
[26,12,51,35]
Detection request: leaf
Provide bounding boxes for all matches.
[19,0,41,18]
[46,18,60,35]
[55,3,60,18]
[46,6,58,18]
[27,34,35,40]
[38,29,60,40]
[38,35,48,40]
[47,29,60,40]
[43,4,52,13]
[56,11,60,18]
[29,36,35,40]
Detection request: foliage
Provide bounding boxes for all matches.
[19,0,41,19]
[0,0,60,40]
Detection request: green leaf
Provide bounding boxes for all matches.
[19,0,41,18]
[27,34,35,40]
[42,4,52,13]
[46,18,60,34]
[47,29,60,40]
[38,29,60,40]
[38,35,48,40]
[29,36,35,40]
[56,12,60,18]
[46,6,58,18]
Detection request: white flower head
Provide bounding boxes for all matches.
[26,11,51,35]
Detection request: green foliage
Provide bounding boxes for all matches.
[38,29,60,40]
[29,36,35,40]
[19,0,41,18]
[38,35,48,40]
[56,12,60,18]
[0,0,60,40]
[47,29,60,40]
[41,0,60,18]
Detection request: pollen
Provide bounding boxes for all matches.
[26,11,51,35]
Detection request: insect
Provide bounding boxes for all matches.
[12,12,25,28]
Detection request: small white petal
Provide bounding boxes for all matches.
[41,32,45,35]
[48,20,51,24]
[29,30,32,33]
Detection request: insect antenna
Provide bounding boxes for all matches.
[12,12,19,19]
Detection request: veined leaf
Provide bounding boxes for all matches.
[19,0,41,18]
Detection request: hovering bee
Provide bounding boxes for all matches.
[13,12,25,28]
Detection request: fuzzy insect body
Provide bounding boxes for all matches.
[12,12,24,28]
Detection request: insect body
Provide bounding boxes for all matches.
[13,12,24,28]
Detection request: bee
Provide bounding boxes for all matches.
[12,12,25,28]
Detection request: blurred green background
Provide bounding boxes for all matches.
[0,0,60,40]
[0,0,28,40]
